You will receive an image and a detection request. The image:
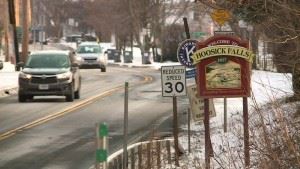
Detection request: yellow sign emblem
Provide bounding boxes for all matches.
[211,9,230,26]
[192,45,255,65]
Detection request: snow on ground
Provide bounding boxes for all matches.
[177,70,293,168]
[251,70,292,104]
[0,62,18,95]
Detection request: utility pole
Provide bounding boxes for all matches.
[7,0,20,70]
[3,0,10,62]
[21,0,29,62]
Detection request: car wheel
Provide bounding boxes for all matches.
[18,94,27,102]
[101,67,106,72]
[74,87,80,99]
[66,84,74,102]
[74,78,81,99]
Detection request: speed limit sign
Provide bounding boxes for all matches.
[161,65,186,97]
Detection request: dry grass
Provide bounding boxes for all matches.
[173,96,300,169]
[249,98,300,169]
[210,97,300,169]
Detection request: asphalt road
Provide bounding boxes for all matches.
[0,66,188,169]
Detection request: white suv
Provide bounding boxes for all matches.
[76,42,107,72]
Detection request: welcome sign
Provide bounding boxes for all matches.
[192,45,254,64]
[193,35,253,98]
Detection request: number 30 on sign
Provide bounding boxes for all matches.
[161,65,187,97]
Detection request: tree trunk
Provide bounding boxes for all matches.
[291,39,300,103]
[293,63,300,97]
[250,27,259,69]
[4,32,9,62]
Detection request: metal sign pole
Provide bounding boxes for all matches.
[188,108,191,153]
[215,24,228,134]
[204,98,210,169]
[123,82,129,169]
[96,123,109,169]
[243,97,250,167]
[183,18,192,155]
[173,96,180,167]
[95,123,100,169]
[183,17,191,39]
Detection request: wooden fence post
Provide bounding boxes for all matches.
[113,158,118,169]
[138,144,142,169]
[118,154,123,169]
[147,143,151,169]
[166,140,171,164]
[156,141,161,169]
[130,148,135,169]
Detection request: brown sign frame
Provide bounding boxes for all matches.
[195,35,251,98]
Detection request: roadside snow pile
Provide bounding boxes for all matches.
[0,62,18,97]
[175,70,297,169]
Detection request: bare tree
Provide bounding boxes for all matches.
[38,0,219,61]
[36,0,82,37]
[82,0,195,61]
[0,2,5,34]
[196,0,300,99]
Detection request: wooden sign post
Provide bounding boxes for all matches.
[192,35,254,168]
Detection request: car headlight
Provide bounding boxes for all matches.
[97,55,103,61]
[19,72,32,79]
[57,72,72,80]
[76,56,83,62]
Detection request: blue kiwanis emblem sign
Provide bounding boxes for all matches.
[177,39,199,68]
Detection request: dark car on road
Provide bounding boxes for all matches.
[18,50,81,102]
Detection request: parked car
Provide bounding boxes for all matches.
[82,34,98,42]
[65,34,82,43]
[0,60,3,70]
[18,50,81,102]
[63,34,98,43]
[76,42,107,72]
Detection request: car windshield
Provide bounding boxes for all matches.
[77,45,101,54]
[25,54,70,68]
